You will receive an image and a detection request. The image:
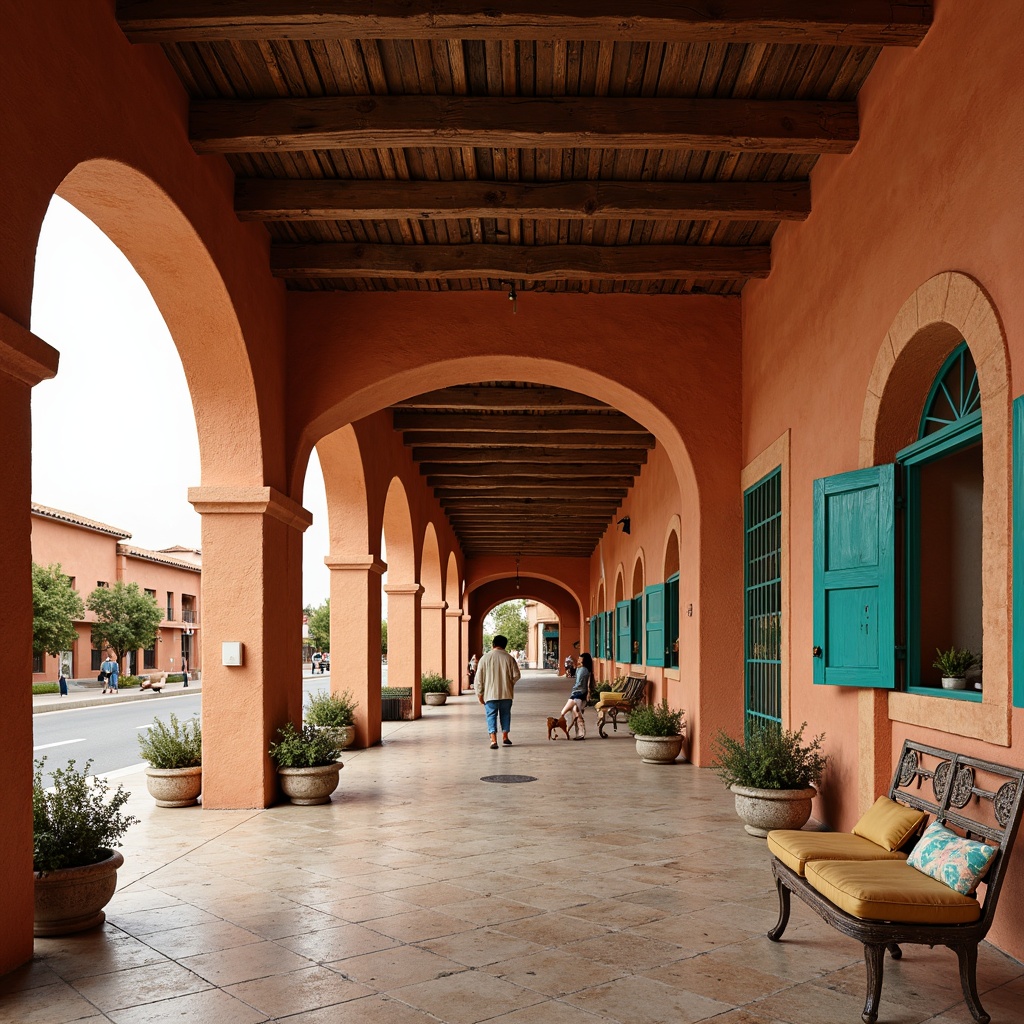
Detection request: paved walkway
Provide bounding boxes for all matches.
[6,672,1023,1023]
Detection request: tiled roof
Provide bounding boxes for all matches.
[31,502,130,539]
[118,544,202,573]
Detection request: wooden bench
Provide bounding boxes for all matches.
[767,740,1024,1024]
[593,675,647,738]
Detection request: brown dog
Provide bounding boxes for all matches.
[547,715,570,740]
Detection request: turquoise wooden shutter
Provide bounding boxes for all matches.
[604,611,614,659]
[1015,396,1024,708]
[589,616,596,656]
[615,601,631,662]
[813,464,896,687]
[645,584,665,667]
[631,594,643,662]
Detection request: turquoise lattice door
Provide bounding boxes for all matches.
[812,465,896,688]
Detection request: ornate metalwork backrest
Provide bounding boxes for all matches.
[888,741,1024,926]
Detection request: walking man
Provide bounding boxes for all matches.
[474,634,521,749]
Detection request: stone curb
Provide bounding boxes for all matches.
[33,685,203,715]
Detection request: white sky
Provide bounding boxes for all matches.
[30,197,332,607]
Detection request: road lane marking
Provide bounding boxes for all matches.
[136,724,153,729]
[33,738,86,750]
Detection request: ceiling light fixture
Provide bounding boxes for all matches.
[500,279,518,313]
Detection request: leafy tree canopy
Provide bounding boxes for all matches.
[381,618,388,657]
[32,562,84,657]
[485,600,528,652]
[308,599,330,652]
[86,582,163,663]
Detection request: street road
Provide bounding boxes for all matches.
[32,673,339,788]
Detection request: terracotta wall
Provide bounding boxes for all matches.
[741,0,1024,957]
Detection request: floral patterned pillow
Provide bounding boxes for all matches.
[907,821,997,894]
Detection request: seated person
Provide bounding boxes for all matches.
[557,652,593,739]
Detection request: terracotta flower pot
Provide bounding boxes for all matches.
[145,766,202,807]
[34,849,123,936]
[423,692,448,705]
[278,762,343,805]
[730,784,817,837]
[633,733,684,764]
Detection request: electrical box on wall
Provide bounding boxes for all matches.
[222,642,244,666]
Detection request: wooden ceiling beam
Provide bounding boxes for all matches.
[272,242,770,282]
[414,447,649,464]
[406,431,656,448]
[419,463,641,478]
[118,2,932,47]
[430,480,629,493]
[394,411,646,433]
[236,178,811,223]
[434,485,626,499]
[394,386,609,412]
[192,96,858,156]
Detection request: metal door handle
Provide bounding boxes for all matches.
[812,646,823,658]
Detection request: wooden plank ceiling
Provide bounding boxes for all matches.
[390,383,653,557]
[116,3,932,559]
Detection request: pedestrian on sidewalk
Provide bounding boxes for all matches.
[108,654,120,693]
[100,653,116,694]
[182,656,189,687]
[474,634,521,750]
[57,669,68,697]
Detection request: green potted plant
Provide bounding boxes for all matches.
[33,758,139,935]
[932,646,977,690]
[627,699,686,764]
[420,672,453,706]
[269,722,343,804]
[711,722,828,837]
[305,689,358,749]
[137,713,202,807]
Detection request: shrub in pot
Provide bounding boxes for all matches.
[305,689,358,749]
[420,672,453,706]
[711,722,828,837]
[269,722,343,805]
[33,758,139,936]
[137,713,202,807]
[627,699,686,764]
[932,646,977,690]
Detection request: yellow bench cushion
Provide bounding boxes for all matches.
[852,796,928,852]
[767,830,906,876]
[596,693,631,707]
[805,859,981,925]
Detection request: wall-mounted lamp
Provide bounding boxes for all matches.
[616,516,631,535]
[500,280,518,314]
[515,552,521,591]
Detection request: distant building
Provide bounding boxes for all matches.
[31,503,201,680]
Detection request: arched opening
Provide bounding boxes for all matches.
[420,523,445,677]
[382,477,422,712]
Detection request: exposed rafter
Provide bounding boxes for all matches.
[191,97,858,156]
[393,411,648,433]
[235,178,811,224]
[407,431,657,449]
[412,448,649,464]
[395,386,610,412]
[272,242,770,282]
[118,2,932,46]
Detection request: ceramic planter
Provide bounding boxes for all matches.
[34,849,123,936]
[278,762,343,805]
[634,733,684,764]
[423,692,448,706]
[730,784,817,837]
[145,766,202,807]
[941,676,967,690]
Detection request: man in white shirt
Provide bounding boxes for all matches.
[474,634,521,749]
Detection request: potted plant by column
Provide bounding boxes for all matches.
[932,646,977,690]
[33,758,139,936]
[420,673,453,706]
[269,723,343,805]
[711,722,827,837]
[137,713,202,806]
[304,689,358,749]
[627,699,686,764]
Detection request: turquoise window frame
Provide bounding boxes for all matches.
[630,594,643,663]
[665,574,679,668]
[615,600,631,662]
[644,584,665,667]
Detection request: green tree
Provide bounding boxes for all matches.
[488,600,528,652]
[308,599,331,652]
[86,582,163,664]
[32,562,84,657]
[381,618,388,659]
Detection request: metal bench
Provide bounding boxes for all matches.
[768,741,1024,1024]
[594,675,647,738]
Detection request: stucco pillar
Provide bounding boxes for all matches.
[460,613,471,693]
[384,583,423,713]
[445,609,462,695]
[188,487,312,808]
[328,556,385,748]
[0,313,59,974]
[420,600,447,678]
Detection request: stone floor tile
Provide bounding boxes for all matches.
[318,892,419,923]
[105,903,224,938]
[642,949,788,1003]
[442,895,544,927]
[567,930,689,971]
[388,969,546,1023]
[0,980,102,1024]
[561,898,669,930]
[282,992,443,1023]
[329,944,466,990]
[481,1000,613,1024]
[387,881,481,909]
[35,931,172,981]
[752,977,933,1024]
[483,946,626,996]
[713,932,863,983]
[563,973,735,1023]
[70,961,211,1012]
[139,920,263,959]
[497,912,611,949]
[0,961,61,996]
[227,904,347,940]
[274,922,398,962]
[363,908,478,943]
[104,987,268,1024]
[418,927,547,968]
[178,940,314,987]
[224,964,374,1016]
